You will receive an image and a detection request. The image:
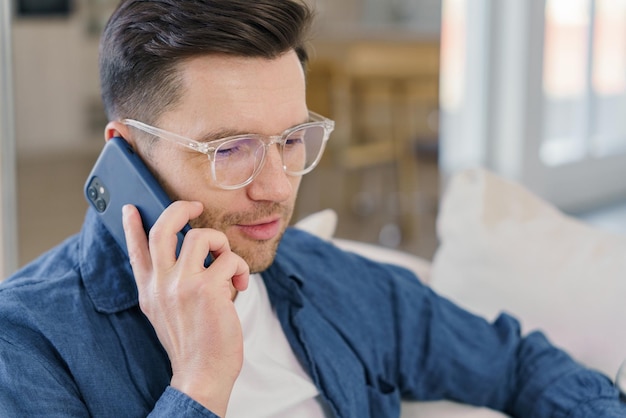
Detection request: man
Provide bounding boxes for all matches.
[0,0,624,417]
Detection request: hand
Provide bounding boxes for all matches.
[122,201,249,416]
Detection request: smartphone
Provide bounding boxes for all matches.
[84,136,189,257]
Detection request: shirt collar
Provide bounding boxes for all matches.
[76,209,313,315]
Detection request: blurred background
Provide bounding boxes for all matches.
[2,0,626,276]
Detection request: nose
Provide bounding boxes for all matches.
[246,144,293,202]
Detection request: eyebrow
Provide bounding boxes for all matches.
[195,116,311,143]
[197,129,247,143]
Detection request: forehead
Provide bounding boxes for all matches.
[159,51,307,135]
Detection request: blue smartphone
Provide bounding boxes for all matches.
[84,136,189,257]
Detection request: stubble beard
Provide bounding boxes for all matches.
[189,201,293,273]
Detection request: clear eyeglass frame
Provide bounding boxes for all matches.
[122,111,335,190]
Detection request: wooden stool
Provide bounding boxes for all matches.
[309,40,440,244]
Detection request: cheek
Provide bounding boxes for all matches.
[149,153,212,202]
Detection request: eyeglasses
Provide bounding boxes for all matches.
[122,111,334,190]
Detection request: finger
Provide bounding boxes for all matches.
[231,254,250,291]
[149,201,204,270]
[122,204,152,284]
[231,269,249,292]
[176,228,231,272]
[208,251,250,292]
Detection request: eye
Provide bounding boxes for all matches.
[216,144,241,158]
[215,137,257,161]
[285,130,306,147]
[285,138,303,146]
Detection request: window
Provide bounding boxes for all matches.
[440,0,626,212]
[542,0,626,165]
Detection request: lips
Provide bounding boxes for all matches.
[236,218,282,241]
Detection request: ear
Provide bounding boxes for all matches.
[104,121,133,145]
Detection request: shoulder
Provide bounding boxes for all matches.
[276,227,425,296]
[0,236,85,339]
[277,227,376,271]
[2,235,81,290]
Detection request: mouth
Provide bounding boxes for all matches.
[236,217,282,241]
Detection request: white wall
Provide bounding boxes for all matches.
[12,14,102,158]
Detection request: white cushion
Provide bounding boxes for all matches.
[431,168,626,378]
[293,208,338,241]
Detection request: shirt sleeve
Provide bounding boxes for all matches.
[0,335,220,418]
[393,269,626,417]
[149,387,221,418]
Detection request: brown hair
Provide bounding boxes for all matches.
[99,0,314,123]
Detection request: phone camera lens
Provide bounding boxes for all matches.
[95,198,107,212]
[88,186,98,201]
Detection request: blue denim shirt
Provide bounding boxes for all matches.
[0,208,624,417]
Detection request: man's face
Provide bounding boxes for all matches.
[140,51,308,273]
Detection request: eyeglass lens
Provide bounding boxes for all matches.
[212,124,326,187]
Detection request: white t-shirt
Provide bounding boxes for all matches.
[227,274,329,417]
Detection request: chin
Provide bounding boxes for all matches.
[235,234,283,274]
[242,250,277,274]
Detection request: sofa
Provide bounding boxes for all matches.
[295,167,626,417]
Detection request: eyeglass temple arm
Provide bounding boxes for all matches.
[122,119,210,153]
